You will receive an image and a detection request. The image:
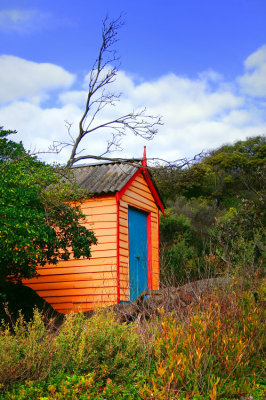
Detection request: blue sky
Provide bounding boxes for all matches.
[0,0,266,164]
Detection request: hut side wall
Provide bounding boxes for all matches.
[23,196,118,313]
[119,172,160,301]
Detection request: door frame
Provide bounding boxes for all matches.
[128,205,152,301]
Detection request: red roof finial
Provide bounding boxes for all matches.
[142,146,147,167]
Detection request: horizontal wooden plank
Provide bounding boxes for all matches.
[84,213,117,223]
[34,285,117,297]
[57,249,116,262]
[120,282,130,290]
[119,218,128,228]
[120,297,129,302]
[90,242,116,252]
[130,183,154,202]
[125,188,156,209]
[119,240,128,250]
[119,264,129,271]
[82,221,117,229]
[82,205,117,214]
[119,247,129,257]
[119,200,128,209]
[35,264,117,276]
[94,236,116,244]
[80,196,115,207]
[131,178,151,193]
[133,176,155,195]
[89,248,117,258]
[24,271,116,284]
[26,278,117,291]
[122,194,157,212]
[119,210,127,218]
[55,256,117,268]
[118,276,129,283]
[44,294,117,304]
[134,173,149,185]
[55,301,115,313]
[119,225,128,235]
[120,286,129,292]
[86,228,117,238]
[120,233,128,242]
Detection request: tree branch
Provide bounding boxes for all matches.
[64,15,162,168]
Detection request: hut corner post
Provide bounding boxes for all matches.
[116,192,120,304]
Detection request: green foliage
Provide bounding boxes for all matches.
[0,309,146,395]
[0,308,55,387]
[2,372,143,400]
[53,310,146,382]
[0,128,97,282]
[203,135,266,207]
[160,209,196,246]
[159,206,215,284]
[152,136,265,284]
[143,282,265,400]
[159,209,199,284]
[152,135,265,207]
[1,283,265,400]
[210,199,265,275]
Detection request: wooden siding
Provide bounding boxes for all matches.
[23,196,118,313]
[23,171,161,313]
[119,172,160,301]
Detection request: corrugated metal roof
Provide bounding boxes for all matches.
[72,162,139,195]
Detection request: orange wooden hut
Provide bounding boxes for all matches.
[24,151,165,313]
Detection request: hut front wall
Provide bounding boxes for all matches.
[23,196,118,313]
[119,172,160,301]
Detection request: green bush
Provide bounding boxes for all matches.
[210,199,265,276]
[53,309,146,382]
[2,372,143,400]
[1,282,265,400]
[142,282,265,400]
[0,308,55,388]
[0,309,146,395]
[160,209,206,284]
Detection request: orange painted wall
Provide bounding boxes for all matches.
[23,196,118,313]
[23,171,160,313]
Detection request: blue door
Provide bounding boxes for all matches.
[128,207,148,301]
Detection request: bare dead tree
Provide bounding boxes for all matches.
[52,16,163,168]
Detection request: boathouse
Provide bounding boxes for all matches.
[24,150,165,313]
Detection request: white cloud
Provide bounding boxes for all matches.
[0,51,265,165]
[58,90,88,107]
[0,55,75,103]
[0,9,53,33]
[238,45,266,97]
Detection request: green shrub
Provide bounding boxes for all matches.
[143,282,265,400]
[2,372,143,400]
[160,209,206,284]
[210,199,265,277]
[53,309,146,383]
[0,308,55,388]
[1,282,265,400]
[0,308,146,394]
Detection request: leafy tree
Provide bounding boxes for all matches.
[0,128,97,283]
[203,135,266,207]
[210,198,265,275]
[152,135,265,206]
[159,209,203,284]
[153,136,265,283]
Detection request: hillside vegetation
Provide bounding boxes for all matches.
[0,136,265,399]
[152,136,265,285]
